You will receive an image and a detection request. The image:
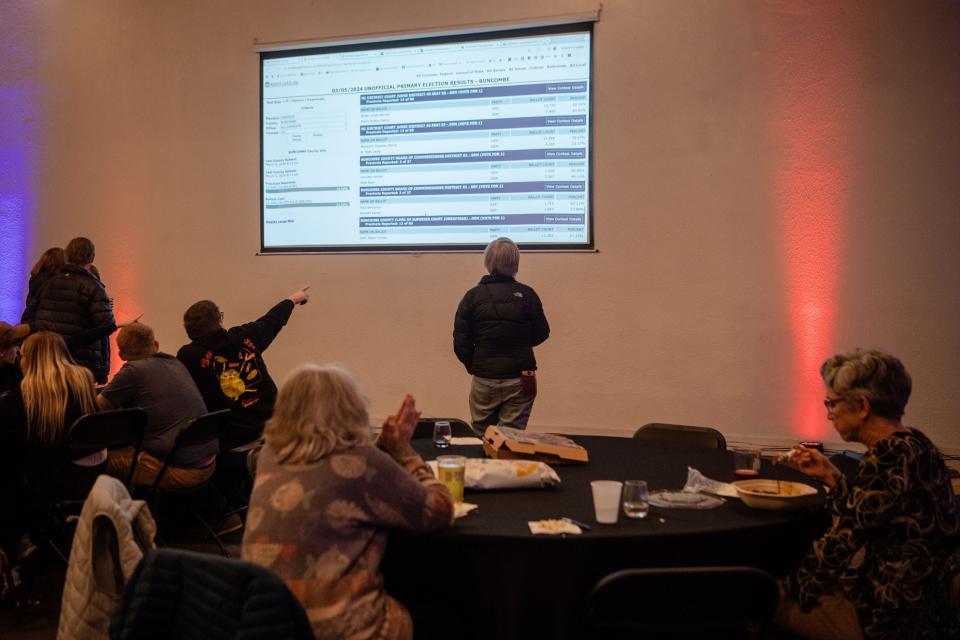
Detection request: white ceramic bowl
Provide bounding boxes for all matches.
[733,479,818,510]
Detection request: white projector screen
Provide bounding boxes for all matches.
[260,24,593,253]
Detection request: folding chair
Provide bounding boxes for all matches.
[633,423,727,450]
[587,566,778,639]
[44,408,148,562]
[145,409,231,556]
[67,407,148,489]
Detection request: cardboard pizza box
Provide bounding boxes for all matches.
[482,425,589,464]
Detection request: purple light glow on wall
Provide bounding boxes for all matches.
[0,3,39,323]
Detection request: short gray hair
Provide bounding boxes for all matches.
[483,237,519,277]
[820,349,912,420]
[265,363,372,464]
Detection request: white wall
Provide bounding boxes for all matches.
[5,0,959,450]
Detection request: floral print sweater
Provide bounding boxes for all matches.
[242,442,453,639]
[787,428,959,639]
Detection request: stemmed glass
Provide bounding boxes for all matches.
[433,421,452,449]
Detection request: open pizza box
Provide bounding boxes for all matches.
[482,426,589,464]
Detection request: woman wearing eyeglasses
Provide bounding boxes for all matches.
[775,349,959,640]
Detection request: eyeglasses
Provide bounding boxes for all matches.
[823,398,845,412]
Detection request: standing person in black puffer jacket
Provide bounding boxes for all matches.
[22,237,115,384]
[454,237,550,433]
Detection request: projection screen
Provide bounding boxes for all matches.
[260,23,593,253]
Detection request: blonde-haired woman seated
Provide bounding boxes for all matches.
[242,363,454,640]
[0,332,103,502]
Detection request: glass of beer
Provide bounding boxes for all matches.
[436,455,466,503]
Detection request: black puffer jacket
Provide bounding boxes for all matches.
[110,548,314,640]
[22,265,114,382]
[22,272,55,318]
[453,274,550,378]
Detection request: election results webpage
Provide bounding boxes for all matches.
[262,29,591,249]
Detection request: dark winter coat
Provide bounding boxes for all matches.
[110,548,314,640]
[22,265,115,383]
[453,274,550,378]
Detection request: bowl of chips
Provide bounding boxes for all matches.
[733,479,818,510]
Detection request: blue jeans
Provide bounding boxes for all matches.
[469,376,535,434]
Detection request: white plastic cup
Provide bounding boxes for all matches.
[590,480,623,524]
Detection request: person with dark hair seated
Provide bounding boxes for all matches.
[0,321,30,395]
[775,349,959,640]
[242,364,453,640]
[176,286,309,452]
[177,287,309,511]
[0,321,34,586]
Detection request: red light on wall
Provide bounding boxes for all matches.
[98,195,143,379]
[763,3,860,438]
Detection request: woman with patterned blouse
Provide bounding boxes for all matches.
[242,364,454,640]
[775,349,959,640]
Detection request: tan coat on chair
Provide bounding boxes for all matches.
[57,475,156,640]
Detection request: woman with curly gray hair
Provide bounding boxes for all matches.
[775,349,959,640]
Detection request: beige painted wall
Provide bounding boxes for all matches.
[7,0,959,449]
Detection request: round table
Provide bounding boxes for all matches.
[382,436,827,640]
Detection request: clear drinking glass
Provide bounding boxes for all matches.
[622,480,650,519]
[733,447,761,479]
[436,455,466,502]
[433,421,452,449]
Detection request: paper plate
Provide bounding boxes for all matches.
[647,491,725,509]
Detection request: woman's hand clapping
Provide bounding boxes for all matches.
[378,394,420,453]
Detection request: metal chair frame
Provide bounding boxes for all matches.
[633,422,727,450]
[587,565,778,639]
[45,408,148,562]
[144,409,232,556]
[67,407,148,489]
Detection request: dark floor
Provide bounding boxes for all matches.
[2,531,243,639]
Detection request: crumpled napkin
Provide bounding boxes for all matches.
[528,519,582,535]
[455,502,478,519]
[683,466,739,498]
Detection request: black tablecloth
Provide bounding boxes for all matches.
[382,436,827,640]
